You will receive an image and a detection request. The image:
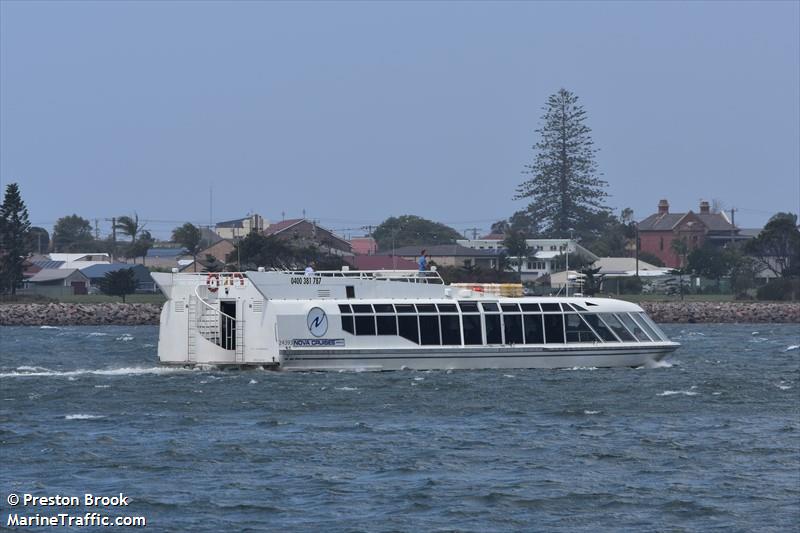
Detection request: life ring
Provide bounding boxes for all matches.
[233,272,245,287]
[472,285,484,293]
[207,273,220,293]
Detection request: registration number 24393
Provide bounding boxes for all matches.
[290,277,322,285]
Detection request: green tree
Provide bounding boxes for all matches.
[579,266,604,296]
[515,88,609,237]
[125,230,154,264]
[99,268,137,303]
[687,244,731,291]
[0,183,32,294]
[114,213,144,244]
[671,237,689,268]
[28,227,50,255]
[745,212,800,278]
[372,215,462,252]
[729,252,757,295]
[172,223,202,272]
[502,229,531,275]
[638,251,665,267]
[52,214,94,252]
[231,232,296,270]
[203,254,225,273]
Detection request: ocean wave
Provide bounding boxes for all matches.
[0,366,190,378]
[335,386,358,391]
[39,325,61,330]
[584,410,601,415]
[658,390,698,396]
[784,345,799,352]
[65,414,105,420]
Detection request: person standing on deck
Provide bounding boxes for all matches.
[418,250,427,272]
[305,262,315,276]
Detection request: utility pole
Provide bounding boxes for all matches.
[464,227,480,240]
[635,222,639,279]
[111,217,116,262]
[94,219,100,240]
[729,207,737,245]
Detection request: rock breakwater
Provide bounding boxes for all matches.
[640,302,799,324]
[0,303,162,326]
[0,301,797,326]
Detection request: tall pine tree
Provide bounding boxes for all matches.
[0,183,32,295]
[515,89,609,237]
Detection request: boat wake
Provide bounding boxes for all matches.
[0,366,192,378]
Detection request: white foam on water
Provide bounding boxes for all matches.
[777,385,791,390]
[751,331,759,335]
[248,379,258,384]
[565,366,598,371]
[94,385,111,389]
[335,386,358,391]
[658,390,698,396]
[115,335,134,342]
[413,377,424,381]
[68,377,77,381]
[503,374,515,378]
[584,410,601,415]
[645,359,674,369]
[65,414,105,420]
[39,325,61,330]
[784,345,799,352]
[1,366,190,378]
[88,332,108,337]
[712,392,722,395]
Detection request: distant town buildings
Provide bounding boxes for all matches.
[215,214,267,240]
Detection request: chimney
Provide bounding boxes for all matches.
[657,199,669,215]
[699,201,710,214]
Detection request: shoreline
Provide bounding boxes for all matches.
[0,301,797,326]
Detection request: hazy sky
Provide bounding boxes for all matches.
[2,1,798,240]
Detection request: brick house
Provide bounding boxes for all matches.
[264,219,353,256]
[637,200,739,268]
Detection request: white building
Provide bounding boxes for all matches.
[456,237,599,281]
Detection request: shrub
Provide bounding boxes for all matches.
[756,278,799,301]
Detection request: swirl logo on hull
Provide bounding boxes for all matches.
[307,307,328,337]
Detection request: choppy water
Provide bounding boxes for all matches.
[1,324,798,532]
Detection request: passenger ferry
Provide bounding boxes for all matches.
[152,269,679,371]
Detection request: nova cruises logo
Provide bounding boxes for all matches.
[306,307,328,337]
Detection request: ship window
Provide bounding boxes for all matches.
[440,315,461,345]
[563,303,576,311]
[352,304,373,313]
[398,315,419,344]
[415,304,437,313]
[458,302,479,312]
[503,314,523,344]
[346,286,355,299]
[541,303,560,312]
[437,303,458,313]
[341,315,355,335]
[419,315,440,345]
[637,313,669,341]
[373,303,394,313]
[572,303,587,312]
[521,303,541,312]
[601,314,635,341]
[395,304,416,314]
[632,313,660,341]
[543,314,565,343]
[582,314,618,342]
[565,314,600,343]
[355,315,376,335]
[462,314,483,345]
[485,315,502,344]
[618,313,650,341]
[481,302,500,312]
[338,304,352,314]
[501,303,520,312]
[523,314,544,344]
[376,315,397,335]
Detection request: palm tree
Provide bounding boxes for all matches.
[115,213,143,244]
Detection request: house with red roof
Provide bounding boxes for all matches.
[637,199,741,268]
